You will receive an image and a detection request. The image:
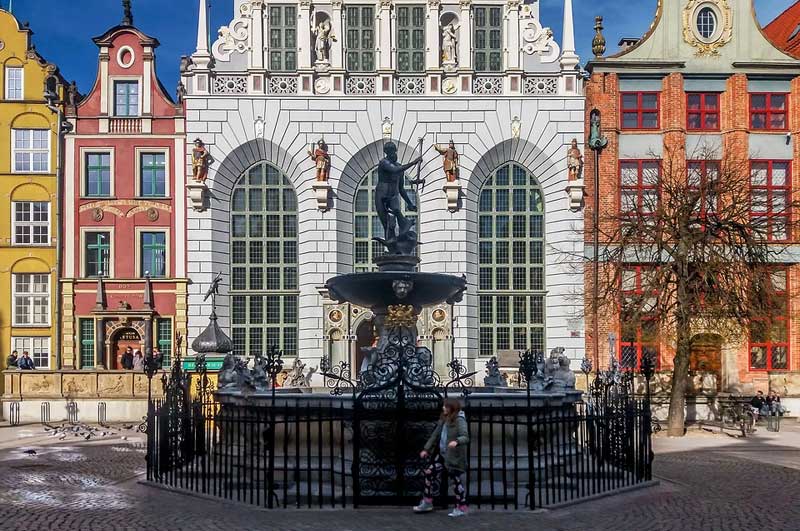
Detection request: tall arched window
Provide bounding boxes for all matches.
[230,162,298,357]
[478,162,545,357]
[353,169,418,272]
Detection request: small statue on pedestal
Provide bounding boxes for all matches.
[441,22,460,68]
[308,140,330,182]
[312,18,336,65]
[566,138,583,181]
[433,140,459,182]
[484,356,506,387]
[285,358,317,388]
[191,139,214,183]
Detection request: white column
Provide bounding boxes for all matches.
[378,0,392,70]
[331,0,344,69]
[426,0,441,70]
[143,47,153,115]
[459,0,472,70]
[99,49,109,115]
[250,1,265,70]
[298,1,313,69]
[505,1,520,70]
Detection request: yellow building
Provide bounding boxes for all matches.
[0,9,66,375]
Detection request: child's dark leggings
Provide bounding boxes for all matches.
[422,454,467,506]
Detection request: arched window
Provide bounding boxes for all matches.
[478,162,545,357]
[230,162,298,357]
[353,169,418,272]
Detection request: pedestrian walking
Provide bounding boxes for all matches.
[413,397,469,517]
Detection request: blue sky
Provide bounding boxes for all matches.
[3,0,796,94]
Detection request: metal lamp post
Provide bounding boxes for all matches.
[588,109,608,375]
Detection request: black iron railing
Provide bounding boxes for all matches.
[145,350,654,510]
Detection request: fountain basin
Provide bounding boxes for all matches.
[326,271,466,309]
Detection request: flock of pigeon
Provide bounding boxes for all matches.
[41,421,140,442]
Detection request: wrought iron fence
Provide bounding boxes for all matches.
[145,350,654,510]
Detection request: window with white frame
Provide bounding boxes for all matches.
[5,67,23,100]
[11,337,50,369]
[12,273,50,326]
[114,80,139,116]
[12,202,49,245]
[12,129,49,173]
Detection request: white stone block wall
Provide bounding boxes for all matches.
[184,95,585,371]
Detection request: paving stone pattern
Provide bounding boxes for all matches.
[0,432,798,531]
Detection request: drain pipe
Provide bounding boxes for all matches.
[46,100,70,370]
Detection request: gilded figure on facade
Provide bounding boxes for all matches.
[191,138,214,183]
[308,140,331,182]
[433,140,459,183]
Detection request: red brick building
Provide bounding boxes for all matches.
[584,0,800,398]
[61,7,186,372]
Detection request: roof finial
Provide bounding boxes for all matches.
[122,0,133,26]
[592,16,606,58]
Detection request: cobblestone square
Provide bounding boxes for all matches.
[0,422,798,531]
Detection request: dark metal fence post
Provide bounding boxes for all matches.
[265,346,284,509]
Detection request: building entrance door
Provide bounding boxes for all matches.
[689,334,723,392]
[354,319,378,376]
[113,328,141,370]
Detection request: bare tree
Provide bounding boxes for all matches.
[590,143,797,436]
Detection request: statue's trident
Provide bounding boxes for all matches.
[408,136,426,194]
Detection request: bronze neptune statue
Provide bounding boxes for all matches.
[374,142,423,256]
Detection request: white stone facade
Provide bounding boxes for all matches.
[182,0,585,373]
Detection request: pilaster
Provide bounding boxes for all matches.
[459,0,472,71]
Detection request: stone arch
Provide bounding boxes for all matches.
[205,138,304,207]
[9,182,51,202]
[10,111,52,129]
[334,138,417,271]
[9,256,53,274]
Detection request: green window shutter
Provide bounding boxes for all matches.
[478,163,545,357]
[268,5,297,71]
[79,319,95,369]
[346,6,375,72]
[230,163,299,357]
[396,5,426,73]
[473,6,503,73]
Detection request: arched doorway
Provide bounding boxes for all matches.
[477,161,545,357]
[112,328,141,370]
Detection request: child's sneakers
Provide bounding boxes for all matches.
[412,498,434,513]
[447,505,468,517]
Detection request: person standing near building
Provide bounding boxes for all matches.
[6,350,19,368]
[413,397,469,517]
[121,347,134,370]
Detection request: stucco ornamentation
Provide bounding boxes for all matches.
[212,3,252,62]
[682,0,733,56]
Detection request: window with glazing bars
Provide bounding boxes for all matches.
[157,318,172,367]
[85,152,111,197]
[620,266,660,371]
[5,67,23,100]
[478,162,545,358]
[345,6,375,71]
[141,232,166,277]
[230,163,298,357]
[749,269,789,371]
[750,160,791,241]
[12,129,49,173]
[354,169,418,272]
[473,6,503,72]
[396,6,425,72]
[85,232,110,277]
[79,318,95,368]
[140,153,166,197]
[12,202,49,245]
[269,5,297,71]
[114,81,139,116]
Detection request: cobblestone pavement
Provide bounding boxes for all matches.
[0,424,798,531]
